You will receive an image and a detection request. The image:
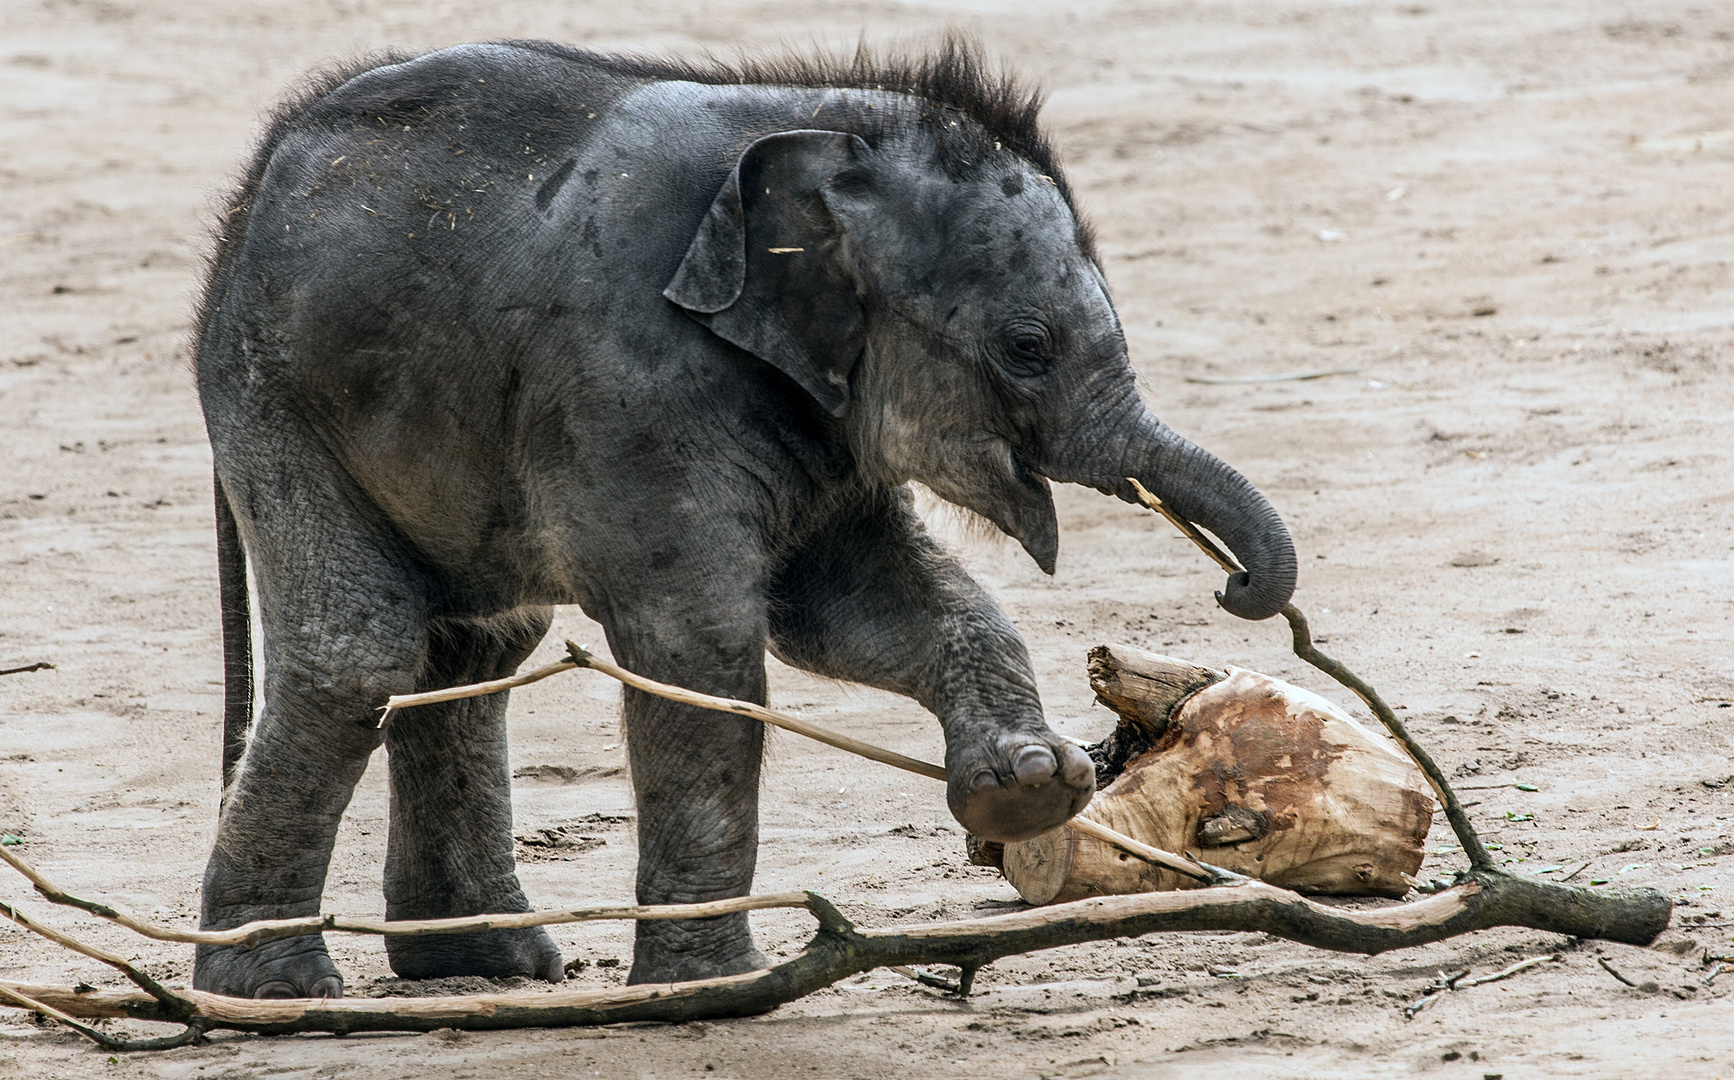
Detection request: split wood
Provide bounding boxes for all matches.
[0,486,1672,1046]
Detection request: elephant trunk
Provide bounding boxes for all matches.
[1054,402,1297,621]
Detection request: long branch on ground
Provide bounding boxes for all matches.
[0,490,1672,1045]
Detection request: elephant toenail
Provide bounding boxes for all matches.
[1059,744,1095,787]
[310,976,344,1000]
[969,768,999,793]
[254,980,298,1000]
[1012,745,1056,785]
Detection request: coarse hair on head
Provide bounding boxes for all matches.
[195,33,1095,343]
[505,32,1097,261]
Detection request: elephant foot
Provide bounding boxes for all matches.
[385,925,565,982]
[947,730,1096,843]
[628,912,770,986]
[194,936,344,1000]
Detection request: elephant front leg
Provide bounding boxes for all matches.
[768,492,1095,843]
[380,613,565,982]
[611,611,771,985]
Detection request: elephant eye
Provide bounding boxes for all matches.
[999,329,1051,378]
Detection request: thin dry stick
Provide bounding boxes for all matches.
[1,845,809,950]
[1402,967,1468,1019]
[376,657,577,726]
[558,643,1223,884]
[1597,955,1639,987]
[1460,953,1559,987]
[1125,478,1493,870]
[1062,816,1224,881]
[1184,368,1359,386]
[0,661,54,677]
[380,641,1221,884]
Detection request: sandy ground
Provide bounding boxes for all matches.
[4,0,1734,1076]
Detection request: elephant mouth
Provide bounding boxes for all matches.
[988,442,1060,574]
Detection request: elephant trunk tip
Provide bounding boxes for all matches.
[1215,567,1293,622]
[1118,473,1296,622]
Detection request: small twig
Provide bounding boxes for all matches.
[1399,957,1555,1019]
[888,965,962,994]
[0,662,54,677]
[1066,815,1237,884]
[1702,962,1723,987]
[1402,967,1469,1019]
[377,656,578,726]
[1460,953,1559,987]
[1561,861,1590,882]
[1127,479,1241,575]
[1282,604,1493,870]
[1125,478,1493,871]
[1597,955,1639,987]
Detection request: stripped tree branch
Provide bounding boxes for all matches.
[380,640,1224,884]
[2,845,808,950]
[0,870,1668,1037]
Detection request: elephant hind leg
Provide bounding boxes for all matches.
[382,608,565,982]
[195,458,432,999]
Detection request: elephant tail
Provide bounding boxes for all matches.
[214,469,254,802]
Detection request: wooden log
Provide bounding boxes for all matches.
[1086,644,1224,734]
[1005,646,1433,904]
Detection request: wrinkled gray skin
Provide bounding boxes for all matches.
[193,42,1296,1000]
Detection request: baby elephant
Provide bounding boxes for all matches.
[192,38,1296,999]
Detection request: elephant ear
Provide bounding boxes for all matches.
[664,129,870,417]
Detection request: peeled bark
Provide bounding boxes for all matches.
[1005,647,1433,905]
